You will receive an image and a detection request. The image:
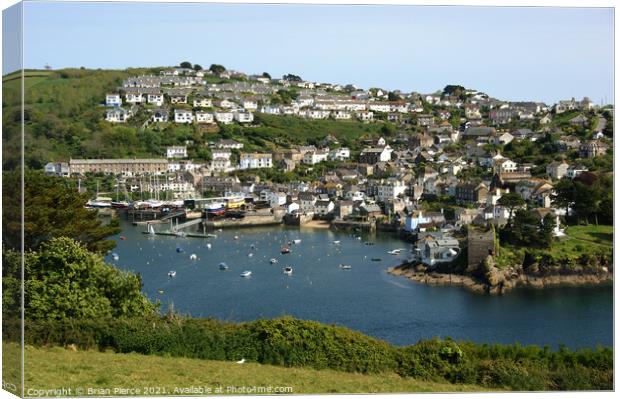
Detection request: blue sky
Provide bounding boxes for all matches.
[9,1,615,104]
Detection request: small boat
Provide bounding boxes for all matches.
[234,235,239,240]
[111,201,129,209]
[240,271,252,278]
[270,258,278,264]
[292,239,302,244]
[219,262,228,270]
[281,247,291,254]
[333,240,341,244]
[371,257,382,262]
[248,253,254,257]
[120,236,126,240]
[387,249,402,255]
[283,266,293,275]
[339,264,352,270]
[168,271,177,277]
[111,253,119,261]
[176,247,184,253]
[157,290,164,294]
[190,254,197,260]
[207,243,212,250]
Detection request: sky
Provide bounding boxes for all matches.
[5,1,615,104]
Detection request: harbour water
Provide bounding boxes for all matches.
[107,220,613,349]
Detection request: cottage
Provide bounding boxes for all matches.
[546,160,569,180]
[193,96,213,108]
[195,111,215,124]
[359,146,393,164]
[214,111,234,124]
[174,109,193,124]
[239,153,273,169]
[105,94,122,107]
[234,110,254,123]
[105,107,131,123]
[151,109,169,122]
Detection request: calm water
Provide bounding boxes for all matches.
[107,219,613,349]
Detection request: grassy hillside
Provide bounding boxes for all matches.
[4,343,488,395]
[1,68,390,171]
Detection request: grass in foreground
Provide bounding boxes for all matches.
[551,225,613,257]
[10,343,491,395]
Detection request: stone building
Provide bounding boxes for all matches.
[467,225,497,270]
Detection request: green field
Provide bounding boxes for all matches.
[3,343,489,395]
[551,225,613,258]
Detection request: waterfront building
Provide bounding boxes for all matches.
[69,158,168,176]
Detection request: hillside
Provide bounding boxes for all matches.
[1,68,388,171]
[4,343,488,395]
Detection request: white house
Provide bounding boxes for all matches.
[314,200,335,216]
[105,107,131,123]
[356,111,374,122]
[210,149,232,172]
[332,110,352,120]
[151,109,169,122]
[303,150,329,165]
[304,109,330,119]
[125,92,144,104]
[239,153,273,169]
[174,109,194,124]
[376,179,407,202]
[147,93,165,106]
[368,102,391,113]
[106,94,122,107]
[328,148,350,161]
[193,97,213,108]
[239,99,258,111]
[298,192,317,212]
[195,111,215,124]
[234,110,254,123]
[166,146,187,159]
[214,111,234,124]
[259,105,281,115]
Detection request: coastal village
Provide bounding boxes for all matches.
[44,64,613,279]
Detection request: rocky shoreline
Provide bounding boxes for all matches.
[387,264,613,295]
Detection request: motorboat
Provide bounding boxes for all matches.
[283,266,293,275]
[371,257,382,262]
[206,243,212,250]
[111,253,119,261]
[292,239,302,244]
[270,258,278,264]
[168,271,177,277]
[339,264,352,270]
[176,247,184,253]
[240,271,252,278]
[387,249,402,255]
[281,247,291,254]
[190,254,197,260]
[333,240,341,244]
[219,262,228,270]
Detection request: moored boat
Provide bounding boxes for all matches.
[219,262,228,270]
[168,270,177,277]
[339,264,352,269]
[283,266,293,275]
[240,270,252,277]
[281,247,291,254]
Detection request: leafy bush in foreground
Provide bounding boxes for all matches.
[3,316,612,391]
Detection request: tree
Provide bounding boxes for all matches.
[511,209,539,245]
[388,92,402,101]
[552,178,576,217]
[262,72,271,79]
[2,170,121,253]
[539,213,556,248]
[282,73,302,82]
[497,192,525,227]
[179,61,193,69]
[209,64,226,75]
[193,64,203,71]
[2,237,157,320]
